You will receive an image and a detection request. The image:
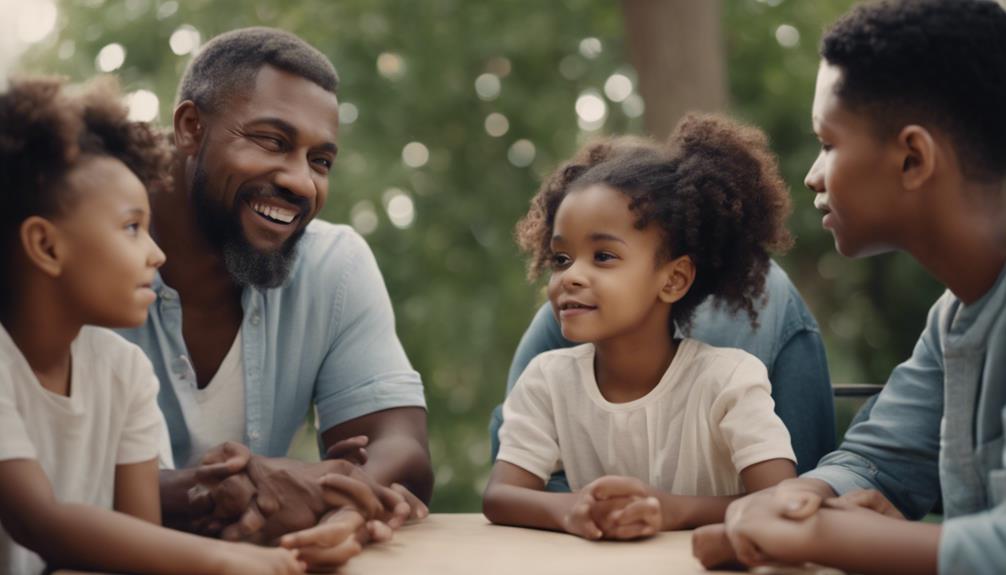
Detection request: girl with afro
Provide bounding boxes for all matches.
[0,76,304,574]
[483,113,798,540]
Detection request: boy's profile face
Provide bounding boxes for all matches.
[54,156,165,327]
[546,184,678,344]
[805,61,904,258]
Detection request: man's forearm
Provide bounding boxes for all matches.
[362,435,433,503]
[159,468,200,531]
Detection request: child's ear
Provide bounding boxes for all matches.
[897,125,937,191]
[19,216,66,278]
[659,255,695,304]
[173,100,204,156]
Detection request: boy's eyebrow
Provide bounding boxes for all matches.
[245,117,339,154]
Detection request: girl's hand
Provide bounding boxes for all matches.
[691,523,742,569]
[583,475,660,539]
[217,542,305,575]
[280,508,367,571]
[561,489,603,540]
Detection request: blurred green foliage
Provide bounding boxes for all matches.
[18,0,943,511]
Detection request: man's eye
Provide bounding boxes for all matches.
[254,135,284,151]
[312,157,333,172]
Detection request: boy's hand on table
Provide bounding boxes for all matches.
[691,523,744,570]
[823,489,904,519]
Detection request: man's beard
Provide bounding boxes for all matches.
[190,161,307,289]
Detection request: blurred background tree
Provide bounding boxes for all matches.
[6,0,943,512]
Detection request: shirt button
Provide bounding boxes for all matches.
[248,431,260,440]
[250,313,261,326]
[161,291,176,301]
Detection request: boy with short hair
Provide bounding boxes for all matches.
[692,1,1006,573]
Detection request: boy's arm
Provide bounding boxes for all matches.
[114,458,161,524]
[0,458,300,574]
[742,507,940,575]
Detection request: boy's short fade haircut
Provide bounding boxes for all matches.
[176,27,339,113]
[821,0,1006,181]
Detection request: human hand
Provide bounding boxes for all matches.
[585,476,661,539]
[724,483,825,567]
[823,489,904,519]
[279,508,366,572]
[324,435,369,466]
[187,442,256,536]
[691,523,743,570]
[216,541,304,575]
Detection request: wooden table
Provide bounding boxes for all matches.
[339,513,842,575]
[55,514,842,574]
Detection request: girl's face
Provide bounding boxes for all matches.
[53,156,165,327]
[547,184,678,344]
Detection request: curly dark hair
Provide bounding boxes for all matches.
[515,113,793,330]
[0,75,172,273]
[822,0,1006,181]
[177,27,338,113]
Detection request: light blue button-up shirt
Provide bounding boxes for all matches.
[804,264,1006,574]
[118,220,427,465]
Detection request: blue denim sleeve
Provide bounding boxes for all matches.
[770,327,836,473]
[939,501,1006,574]
[803,304,944,519]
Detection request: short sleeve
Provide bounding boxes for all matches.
[712,355,797,472]
[0,366,36,462]
[314,231,426,433]
[116,349,172,466]
[496,356,561,482]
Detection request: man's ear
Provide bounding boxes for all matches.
[173,100,204,156]
[19,216,66,278]
[659,255,695,304]
[897,125,937,192]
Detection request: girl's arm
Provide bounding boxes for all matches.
[482,461,588,535]
[0,459,303,575]
[114,458,161,523]
[649,457,797,529]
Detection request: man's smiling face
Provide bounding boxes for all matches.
[191,65,340,287]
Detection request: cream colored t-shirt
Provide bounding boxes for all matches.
[497,339,796,495]
[0,325,171,575]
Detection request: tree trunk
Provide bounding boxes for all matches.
[621,0,728,140]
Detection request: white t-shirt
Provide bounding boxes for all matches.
[0,324,171,575]
[181,330,246,467]
[497,339,796,495]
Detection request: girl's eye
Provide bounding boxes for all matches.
[551,253,571,269]
[125,223,140,236]
[594,251,617,263]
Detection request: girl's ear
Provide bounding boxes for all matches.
[659,255,695,304]
[19,216,66,278]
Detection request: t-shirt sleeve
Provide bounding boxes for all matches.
[0,366,36,462]
[496,356,561,482]
[314,231,426,433]
[116,348,172,466]
[712,354,797,472]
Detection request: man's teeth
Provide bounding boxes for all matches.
[251,202,297,224]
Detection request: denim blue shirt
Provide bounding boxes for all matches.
[804,264,1006,575]
[118,220,426,465]
[491,260,835,476]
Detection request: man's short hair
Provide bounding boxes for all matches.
[176,27,339,113]
[822,0,1006,180]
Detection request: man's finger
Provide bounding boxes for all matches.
[221,502,267,543]
[211,473,257,519]
[324,436,370,465]
[391,483,428,520]
[318,473,384,518]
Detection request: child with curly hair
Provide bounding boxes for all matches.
[0,76,306,574]
[483,113,799,540]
